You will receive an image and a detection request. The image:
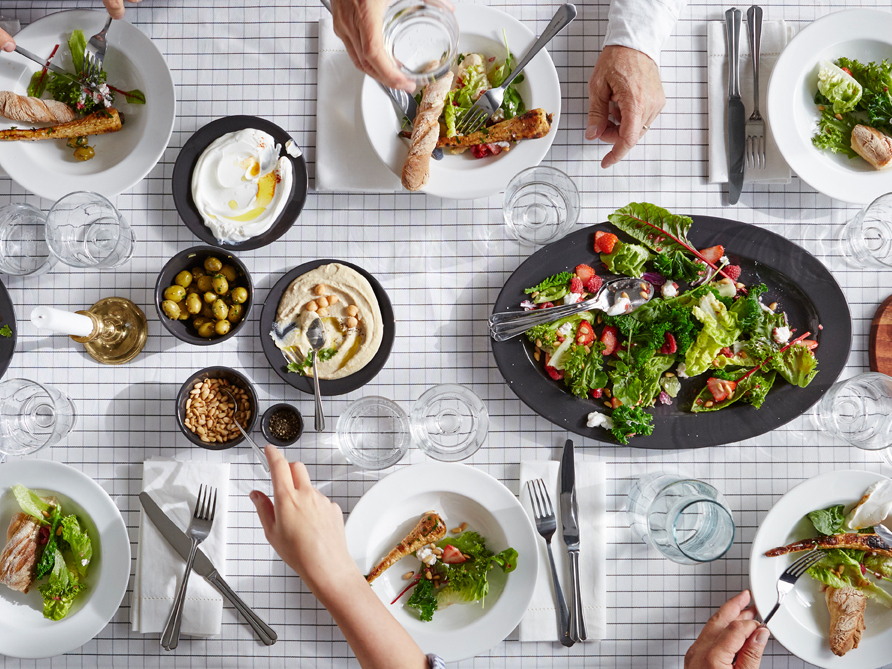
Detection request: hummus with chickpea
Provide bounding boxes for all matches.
[271,263,383,380]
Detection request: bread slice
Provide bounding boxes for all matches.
[0,92,76,124]
[401,73,454,191]
[0,107,122,141]
[825,586,867,656]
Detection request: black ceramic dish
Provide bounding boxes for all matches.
[155,245,253,346]
[0,278,16,380]
[259,259,396,396]
[261,403,304,447]
[490,216,852,449]
[176,366,259,450]
[171,115,309,252]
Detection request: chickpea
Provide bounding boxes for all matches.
[346,305,359,317]
[73,146,95,161]
[200,304,215,319]
[161,300,181,320]
[314,284,327,296]
[185,293,202,315]
[317,307,329,317]
[192,266,206,278]
[228,303,243,323]
[212,299,229,320]
[212,275,229,295]
[305,300,318,312]
[231,287,248,304]
[197,321,216,338]
[164,285,186,302]
[197,275,214,293]
[214,320,231,336]
[174,270,193,288]
[346,316,358,328]
[316,296,329,308]
[204,256,223,272]
[220,265,238,282]
[327,294,340,305]
[203,291,218,304]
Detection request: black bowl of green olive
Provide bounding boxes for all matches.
[155,246,253,345]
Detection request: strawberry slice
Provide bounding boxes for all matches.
[441,545,467,564]
[720,347,733,357]
[724,264,741,281]
[570,276,584,294]
[469,145,490,159]
[545,365,564,381]
[659,332,677,355]
[601,325,619,356]
[698,245,725,264]
[576,321,595,346]
[485,142,503,155]
[802,339,819,351]
[594,231,619,254]
[706,377,737,402]
[540,302,555,309]
[575,264,596,281]
[584,275,603,294]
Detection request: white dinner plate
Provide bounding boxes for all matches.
[0,460,130,659]
[750,469,892,668]
[767,9,892,204]
[0,10,176,200]
[360,4,562,200]
[344,462,539,662]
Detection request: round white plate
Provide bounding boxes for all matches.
[0,460,130,659]
[767,9,892,204]
[750,469,892,668]
[0,10,176,200]
[360,3,562,200]
[344,462,539,662]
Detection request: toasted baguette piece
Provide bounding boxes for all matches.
[402,72,454,191]
[0,107,122,141]
[851,124,892,170]
[0,512,41,594]
[826,586,866,656]
[366,511,447,583]
[437,108,553,148]
[0,92,76,124]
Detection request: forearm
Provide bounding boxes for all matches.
[604,0,689,65]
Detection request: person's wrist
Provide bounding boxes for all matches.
[307,562,369,607]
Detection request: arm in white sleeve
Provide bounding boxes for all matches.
[603,0,689,66]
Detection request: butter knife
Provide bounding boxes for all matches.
[14,46,108,101]
[560,438,586,642]
[139,492,278,646]
[725,8,745,204]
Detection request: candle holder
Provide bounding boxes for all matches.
[70,297,148,365]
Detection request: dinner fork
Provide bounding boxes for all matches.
[526,478,574,647]
[456,4,577,136]
[745,6,765,170]
[83,16,113,81]
[761,548,823,627]
[162,485,218,651]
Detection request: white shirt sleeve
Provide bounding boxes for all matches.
[603,0,689,66]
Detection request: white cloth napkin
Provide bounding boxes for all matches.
[707,20,795,184]
[517,460,607,642]
[131,460,230,637]
[315,17,402,193]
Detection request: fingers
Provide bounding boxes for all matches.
[266,444,296,502]
[735,626,770,669]
[0,28,14,52]
[714,619,760,660]
[103,0,126,19]
[249,490,276,533]
[585,69,612,141]
[355,13,414,91]
[602,101,646,168]
[289,461,313,491]
[737,607,757,622]
[705,590,752,634]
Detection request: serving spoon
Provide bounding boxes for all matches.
[221,388,270,473]
[307,317,326,432]
[488,277,655,342]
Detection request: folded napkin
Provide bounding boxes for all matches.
[316,17,402,193]
[707,20,795,184]
[517,460,607,642]
[131,460,230,637]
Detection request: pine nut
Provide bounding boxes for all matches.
[460,522,467,531]
[451,526,462,533]
[403,571,415,580]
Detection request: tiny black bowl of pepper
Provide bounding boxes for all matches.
[261,403,304,447]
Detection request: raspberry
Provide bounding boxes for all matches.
[570,277,584,294]
[584,275,603,294]
[590,388,603,399]
[723,264,741,281]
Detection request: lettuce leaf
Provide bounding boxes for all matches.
[690,368,776,413]
[684,293,741,377]
[406,577,438,621]
[34,504,63,580]
[37,546,84,621]
[609,351,675,407]
[807,504,846,536]
[68,30,87,77]
[600,242,652,278]
[491,547,518,573]
[766,342,818,387]
[564,343,608,398]
[60,515,92,577]
[653,250,702,282]
[610,405,654,444]
[12,484,49,520]
[434,531,513,608]
[808,550,892,608]
[607,202,695,256]
[816,60,863,114]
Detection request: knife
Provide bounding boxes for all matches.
[725,8,745,205]
[139,492,278,646]
[14,46,109,102]
[560,438,586,643]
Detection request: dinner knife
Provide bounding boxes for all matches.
[13,46,108,101]
[725,8,745,205]
[139,492,278,646]
[560,438,586,643]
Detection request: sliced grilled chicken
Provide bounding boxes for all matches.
[851,124,892,170]
[366,511,446,584]
[0,512,41,593]
[764,533,892,558]
[826,586,866,656]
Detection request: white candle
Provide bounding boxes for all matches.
[31,306,94,338]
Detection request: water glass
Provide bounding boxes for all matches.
[838,193,892,268]
[336,396,411,470]
[813,372,892,463]
[503,166,580,246]
[382,0,459,86]
[0,204,56,276]
[410,384,488,461]
[0,379,77,460]
[627,472,735,565]
[45,191,135,269]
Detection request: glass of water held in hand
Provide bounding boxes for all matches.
[45,191,135,269]
[382,0,459,86]
[0,379,77,460]
[814,372,892,464]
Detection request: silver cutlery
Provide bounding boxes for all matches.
[139,492,277,646]
[221,388,269,473]
[13,46,107,100]
[874,523,892,545]
[725,7,745,205]
[527,478,574,647]
[161,485,218,651]
[307,317,326,432]
[745,6,765,170]
[760,548,823,626]
[488,277,654,342]
[457,4,576,136]
[560,439,585,643]
[84,15,112,80]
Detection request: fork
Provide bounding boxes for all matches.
[456,3,577,136]
[761,548,823,626]
[83,16,112,81]
[526,478,574,647]
[161,485,218,651]
[745,6,765,170]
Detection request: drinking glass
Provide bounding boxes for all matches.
[0,204,56,276]
[838,193,892,268]
[336,396,411,470]
[45,191,135,269]
[382,0,459,86]
[627,472,735,565]
[813,372,892,463]
[503,166,580,246]
[0,379,77,461]
[410,384,488,461]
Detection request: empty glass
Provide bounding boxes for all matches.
[813,372,892,463]
[410,384,488,461]
[45,191,135,269]
[0,204,56,276]
[838,192,892,268]
[627,472,735,565]
[0,379,77,460]
[382,0,459,86]
[336,396,411,470]
[503,166,580,246]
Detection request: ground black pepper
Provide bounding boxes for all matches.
[268,408,301,441]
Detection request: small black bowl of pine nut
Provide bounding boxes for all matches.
[176,366,259,450]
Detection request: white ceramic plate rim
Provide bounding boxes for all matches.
[344,462,539,662]
[0,460,131,659]
[360,3,562,200]
[767,9,892,204]
[0,10,176,200]
[749,469,892,669]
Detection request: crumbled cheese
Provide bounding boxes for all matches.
[758,298,775,314]
[661,283,678,299]
[732,341,746,354]
[719,255,729,265]
[772,325,791,344]
[417,546,438,566]
[558,322,574,336]
[520,299,536,311]
[285,139,302,158]
[562,292,581,305]
[604,296,631,316]
[677,363,688,378]
[586,411,614,429]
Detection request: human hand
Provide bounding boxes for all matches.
[0,28,14,53]
[586,45,666,168]
[684,590,769,669]
[102,0,143,20]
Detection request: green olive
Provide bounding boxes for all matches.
[185,293,202,315]
[192,316,210,329]
[204,256,223,272]
[175,270,193,288]
[220,264,238,282]
[163,285,186,302]
[161,300,181,320]
[200,304,215,319]
[202,291,217,304]
[66,136,88,148]
[212,274,229,295]
[212,299,229,320]
[191,266,206,278]
[231,287,248,304]
[185,285,199,295]
[227,303,243,323]
[196,275,214,293]
[73,146,95,161]
[214,320,231,336]
[197,321,216,338]
[177,309,190,321]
